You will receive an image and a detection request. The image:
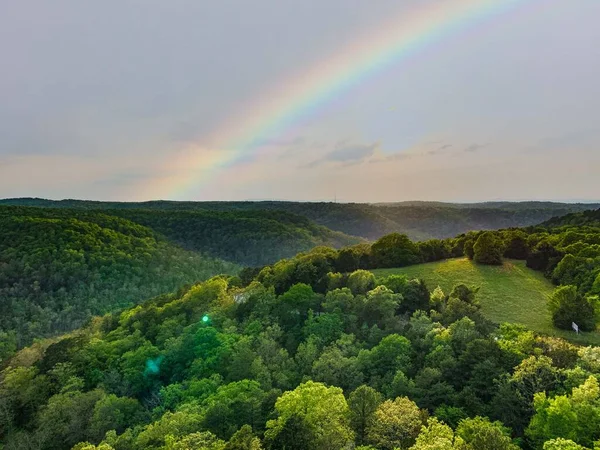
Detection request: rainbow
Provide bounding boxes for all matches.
[145,0,526,200]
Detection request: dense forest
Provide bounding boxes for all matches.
[3,198,599,241]
[101,209,360,267]
[0,204,360,266]
[2,209,600,449]
[0,206,238,356]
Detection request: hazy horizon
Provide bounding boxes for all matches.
[2,1,600,202]
[3,196,600,206]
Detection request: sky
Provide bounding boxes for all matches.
[1,0,599,202]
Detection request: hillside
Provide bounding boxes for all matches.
[0,206,238,353]
[2,211,600,448]
[540,207,600,228]
[373,258,599,345]
[0,202,362,266]
[2,249,600,449]
[3,197,598,241]
[103,208,361,266]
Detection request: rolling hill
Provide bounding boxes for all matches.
[0,206,238,352]
[3,197,598,241]
[373,257,600,345]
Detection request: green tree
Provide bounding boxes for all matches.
[409,418,464,450]
[348,270,376,295]
[371,233,421,268]
[526,376,600,449]
[456,416,519,450]
[224,425,262,450]
[473,232,503,265]
[367,397,423,449]
[264,381,353,450]
[548,285,597,331]
[542,438,590,450]
[89,394,147,442]
[348,385,383,445]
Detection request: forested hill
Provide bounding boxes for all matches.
[3,197,599,241]
[0,205,361,267]
[0,206,238,353]
[3,216,600,449]
[102,208,361,266]
[540,208,600,228]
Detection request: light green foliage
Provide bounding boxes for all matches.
[264,381,354,450]
[134,411,204,450]
[348,270,376,295]
[410,418,465,450]
[430,286,446,309]
[165,431,226,450]
[367,396,423,449]
[527,376,600,448]
[72,443,115,450]
[456,416,519,450]
[543,438,590,450]
[362,285,402,327]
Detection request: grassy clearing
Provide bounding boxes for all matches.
[373,258,600,345]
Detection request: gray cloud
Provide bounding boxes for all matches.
[464,143,490,153]
[370,151,412,164]
[305,142,379,168]
[536,130,600,150]
[427,143,453,155]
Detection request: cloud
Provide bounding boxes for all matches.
[533,129,600,151]
[370,151,412,164]
[427,143,452,155]
[464,143,489,153]
[304,142,380,168]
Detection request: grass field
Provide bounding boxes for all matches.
[373,258,600,345]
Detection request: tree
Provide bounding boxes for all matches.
[548,285,597,331]
[264,381,354,450]
[347,270,376,295]
[504,231,530,260]
[526,376,600,449]
[456,416,519,450]
[371,233,421,268]
[362,286,402,327]
[542,438,590,450]
[224,425,262,450]
[36,389,105,450]
[464,238,475,260]
[367,397,423,449]
[409,418,464,450]
[167,431,226,450]
[473,232,503,265]
[89,394,147,442]
[358,335,412,387]
[349,385,383,445]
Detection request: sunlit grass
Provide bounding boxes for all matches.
[373,258,600,345]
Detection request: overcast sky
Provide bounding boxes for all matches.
[1,0,599,202]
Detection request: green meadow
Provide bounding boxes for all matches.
[373,258,600,345]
